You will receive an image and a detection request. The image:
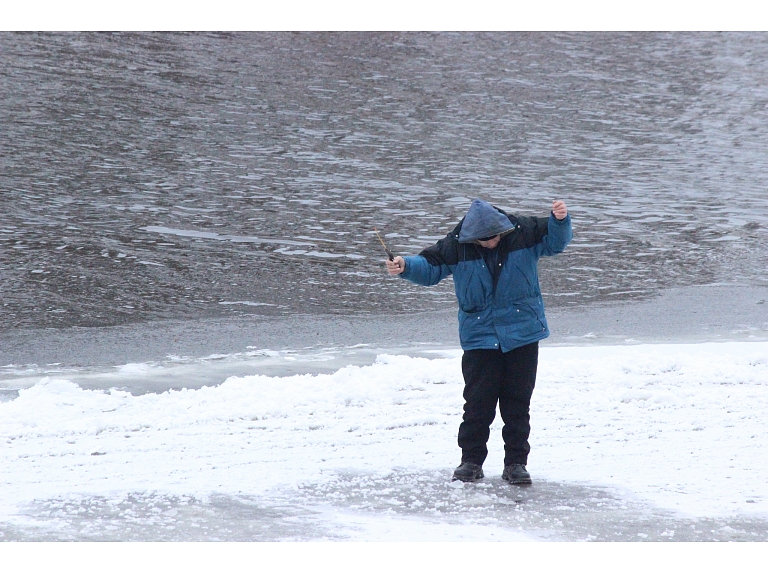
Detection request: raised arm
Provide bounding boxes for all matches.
[535,200,573,257]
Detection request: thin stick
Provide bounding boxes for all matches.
[374,228,395,261]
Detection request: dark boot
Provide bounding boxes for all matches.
[452,462,484,482]
[502,463,532,485]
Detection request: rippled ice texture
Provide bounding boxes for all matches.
[2,343,767,541]
[2,32,767,329]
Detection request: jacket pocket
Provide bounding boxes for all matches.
[496,302,547,339]
[454,263,490,314]
[458,310,492,348]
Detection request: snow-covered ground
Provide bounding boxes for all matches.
[1,342,767,541]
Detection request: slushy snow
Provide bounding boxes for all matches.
[1,342,767,540]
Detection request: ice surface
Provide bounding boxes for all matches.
[1,342,768,541]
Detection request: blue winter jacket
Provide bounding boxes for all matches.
[400,199,572,352]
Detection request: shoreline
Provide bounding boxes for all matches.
[2,283,767,372]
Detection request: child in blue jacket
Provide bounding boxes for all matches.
[386,198,572,483]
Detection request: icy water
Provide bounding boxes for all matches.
[2,32,768,330]
[2,33,768,543]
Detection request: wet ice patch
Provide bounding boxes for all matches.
[2,492,333,542]
[4,473,767,542]
[296,469,768,542]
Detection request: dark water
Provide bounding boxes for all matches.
[2,32,768,330]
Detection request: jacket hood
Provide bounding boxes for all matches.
[457,199,515,243]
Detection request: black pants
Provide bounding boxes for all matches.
[458,342,539,467]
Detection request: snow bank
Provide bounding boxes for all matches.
[533,342,768,516]
[1,342,767,521]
